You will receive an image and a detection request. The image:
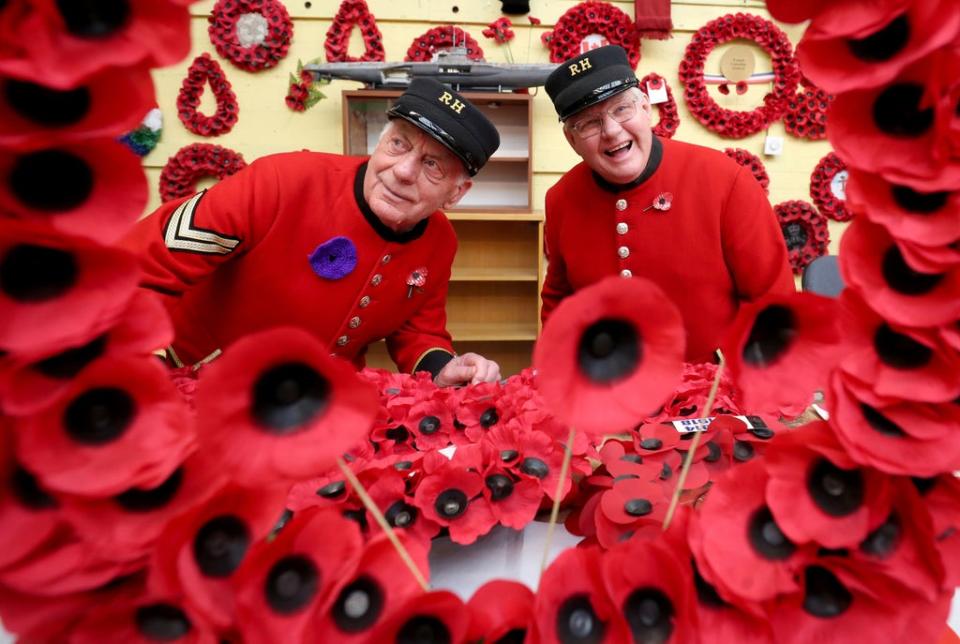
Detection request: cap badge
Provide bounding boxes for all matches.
[438,91,465,114]
[568,57,593,76]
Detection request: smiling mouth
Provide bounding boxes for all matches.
[604,141,632,157]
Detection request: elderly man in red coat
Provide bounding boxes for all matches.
[542,46,795,363]
[124,79,501,386]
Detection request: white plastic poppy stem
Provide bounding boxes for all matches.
[540,425,577,575]
[662,352,726,531]
[336,457,430,591]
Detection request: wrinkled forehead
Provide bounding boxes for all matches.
[387,118,463,166]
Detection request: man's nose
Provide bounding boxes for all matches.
[599,113,624,138]
[392,152,419,183]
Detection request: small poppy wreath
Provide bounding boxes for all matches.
[809,152,852,223]
[325,0,385,62]
[541,1,640,68]
[208,0,293,73]
[177,54,239,137]
[784,75,832,141]
[774,199,829,275]
[639,73,679,138]
[678,13,799,138]
[723,147,770,194]
[159,143,247,203]
[406,26,484,62]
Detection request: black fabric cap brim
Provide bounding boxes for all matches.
[387,96,482,176]
[556,69,638,121]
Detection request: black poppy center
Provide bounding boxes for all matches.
[623,588,674,644]
[316,480,346,498]
[115,467,184,512]
[873,323,933,369]
[858,403,906,437]
[10,149,94,212]
[264,555,320,614]
[807,459,864,517]
[34,334,108,379]
[500,449,519,463]
[741,305,796,367]
[0,244,78,302]
[385,500,418,528]
[881,246,943,295]
[846,13,909,62]
[11,466,58,510]
[556,594,605,644]
[639,438,662,451]
[872,83,934,137]
[732,441,754,462]
[135,603,192,641]
[332,576,385,633]
[480,407,499,428]
[193,515,250,578]
[251,362,330,433]
[4,80,92,127]
[55,0,131,38]
[748,506,796,560]
[486,473,514,501]
[692,561,728,608]
[64,386,135,445]
[782,221,809,252]
[520,456,549,479]
[386,425,409,443]
[624,498,652,517]
[418,416,441,435]
[860,513,901,558]
[577,318,640,384]
[802,566,852,618]
[494,629,527,644]
[704,441,722,463]
[890,185,949,214]
[435,488,468,519]
[396,616,451,644]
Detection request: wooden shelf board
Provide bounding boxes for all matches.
[451,267,539,282]
[448,321,538,341]
[447,212,544,222]
[488,156,530,163]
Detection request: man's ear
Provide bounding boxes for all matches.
[442,178,473,210]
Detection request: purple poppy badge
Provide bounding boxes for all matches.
[308,236,357,280]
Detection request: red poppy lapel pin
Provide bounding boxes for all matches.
[407,267,428,298]
[642,192,673,213]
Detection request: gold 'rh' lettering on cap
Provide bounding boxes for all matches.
[569,58,592,76]
[438,91,465,114]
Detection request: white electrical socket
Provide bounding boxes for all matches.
[764,135,784,156]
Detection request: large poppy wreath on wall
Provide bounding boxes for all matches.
[208,0,293,72]
[541,1,640,68]
[325,0,385,63]
[159,143,247,203]
[723,147,770,194]
[405,26,484,62]
[177,54,239,137]
[784,75,832,141]
[809,151,852,222]
[774,199,829,275]
[639,73,679,138]
[678,13,800,138]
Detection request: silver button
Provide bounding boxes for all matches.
[621,269,633,278]
[348,316,361,329]
[381,254,392,264]
[616,199,628,211]
[337,335,349,346]
[371,274,382,286]
[616,222,628,235]
[618,246,630,259]
[359,296,371,308]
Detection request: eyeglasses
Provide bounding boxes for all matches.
[566,96,641,139]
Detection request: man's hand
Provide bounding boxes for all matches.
[434,352,501,387]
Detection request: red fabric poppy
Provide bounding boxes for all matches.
[479,463,541,531]
[918,474,960,588]
[533,546,629,643]
[13,354,194,497]
[534,276,685,436]
[0,139,147,243]
[234,506,363,643]
[633,422,681,456]
[845,168,960,247]
[455,380,506,443]
[0,65,155,149]
[722,291,842,414]
[513,428,571,502]
[598,477,668,528]
[601,537,698,644]
[0,447,63,572]
[0,291,173,415]
[840,217,960,327]
[764,422,893,549]
[149,484,289,630]
[364,466,440,543]
[797,0,960,94]
[0,0,191,90]
[368,589,469,643]
[837,288,960,403]
[412,462,495,545]
[598,439,661,482]
[314,532,430,642]
[685,554,775,643]
[286,471,353,513]
[764,0,827,24]
[467,579,534,643]
[69,591,217,644]
[407,397,453,451]
[195,326,377,487]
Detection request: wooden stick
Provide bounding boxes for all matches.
[541,425,577,574]
[662,356,726,531]
[336,457,429,591]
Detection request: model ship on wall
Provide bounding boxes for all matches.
[303,45,558,91]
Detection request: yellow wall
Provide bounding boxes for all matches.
[145,0,841,255]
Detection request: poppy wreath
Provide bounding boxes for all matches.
[723,147,770,194]
[809,151,852,223]
[208,0,293,73]
[324,0,385,63]
[784,75,832,141]
[405,26,484,62]
[774,199,830,275]
[158,143,247,203]
[639,72,679,138]
[678,13,800,138]
[176,54,239,137]
[541,1,640,68]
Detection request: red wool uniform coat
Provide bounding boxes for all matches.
[122,152,456,373]
[542,137,795,363]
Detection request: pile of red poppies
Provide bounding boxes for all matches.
[405,26,484,63]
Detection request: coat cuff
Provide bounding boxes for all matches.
[413,349,455,379]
